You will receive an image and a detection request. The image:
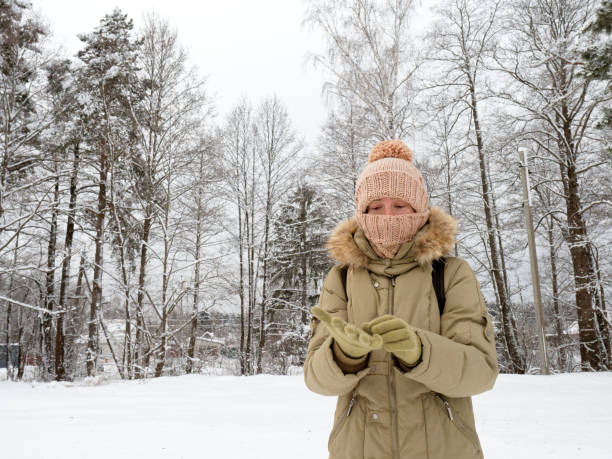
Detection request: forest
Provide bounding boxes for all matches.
[0,0,610,382]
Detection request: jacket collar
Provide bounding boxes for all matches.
[325,206,458,270]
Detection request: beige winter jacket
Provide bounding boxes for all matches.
[304,206,499,459]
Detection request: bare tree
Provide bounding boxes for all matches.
[493,0,611,370]
[221,99,258,375]
[183,135,224,374]
[253,95,302,374]
[125,13,212,378]
[423,0,524,372]
[304,0,421,139]
[312,97,370,218]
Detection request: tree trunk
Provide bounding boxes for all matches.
[468,81,523,373]
[556,92,607,371]
[547,218,566,370]
[246,206,253,376]
[153,314,167,377]
[186,217,201,374]
[87,145,107,377]
[256,185,272,374]
[55,143,80,380]
[563,160,605,371]
[42,171,60,378]
[238,200,246,376]
[443,141,459,258]
[4,230,20,380]
[186,155,205,374]
[65,252,87,376]
[17,304,26,380]
[154,186,172,378]
[134,209,151,379]
[590,248,611,368]
[108,153,132,380]
[300,196,308,326]
[4,299,11,380]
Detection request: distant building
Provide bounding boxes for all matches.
[545,320,579,349]
[195,332,225,359]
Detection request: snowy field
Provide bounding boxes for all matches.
[1,372,611,459]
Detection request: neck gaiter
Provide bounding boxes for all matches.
[355,210,430,259]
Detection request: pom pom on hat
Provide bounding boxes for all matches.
[368,139,413,163]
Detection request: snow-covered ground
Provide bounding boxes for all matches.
[1,372,611,458]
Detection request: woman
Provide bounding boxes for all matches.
[304,140,499,459]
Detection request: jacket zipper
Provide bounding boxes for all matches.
[328,389,357,449]
[433,392,482,454]
[346,389,357,416]
[435,392,454,420]
[388,275,399,459]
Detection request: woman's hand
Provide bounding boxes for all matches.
[311,306,383,358]
[362,315,422,366]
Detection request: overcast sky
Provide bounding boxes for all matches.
[35,0,329,152]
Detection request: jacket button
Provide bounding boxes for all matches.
[373,281,379,288]
[372,413,378,420]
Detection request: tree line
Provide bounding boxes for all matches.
[0,0,610,382]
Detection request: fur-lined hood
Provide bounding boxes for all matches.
[325,206,458,269]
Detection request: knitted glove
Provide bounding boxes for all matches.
[362,315,422,366]
[311,306,383,358]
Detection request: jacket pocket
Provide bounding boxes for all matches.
[431,392,482,457]
[328,389,359,451]
[363,405,392,459]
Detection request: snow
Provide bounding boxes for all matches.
[1,372,611,458]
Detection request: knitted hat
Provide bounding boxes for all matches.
[354,140,430,258]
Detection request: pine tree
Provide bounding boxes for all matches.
[0,0,48,379]
[76,8,141,376]
[582,0,612,129]
[267,180,331,372]
[0,0,46,220]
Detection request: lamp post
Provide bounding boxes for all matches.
[518,148,550,375]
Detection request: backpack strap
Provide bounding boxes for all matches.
[340,264,349,299]
[432,257,446,315]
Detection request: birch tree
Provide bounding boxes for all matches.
[312,97,370,217]
[252,95,302,374]
[304,0,421,139]
[183,135,224,374]
[221,99,258,375]
[125,13,213,378]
